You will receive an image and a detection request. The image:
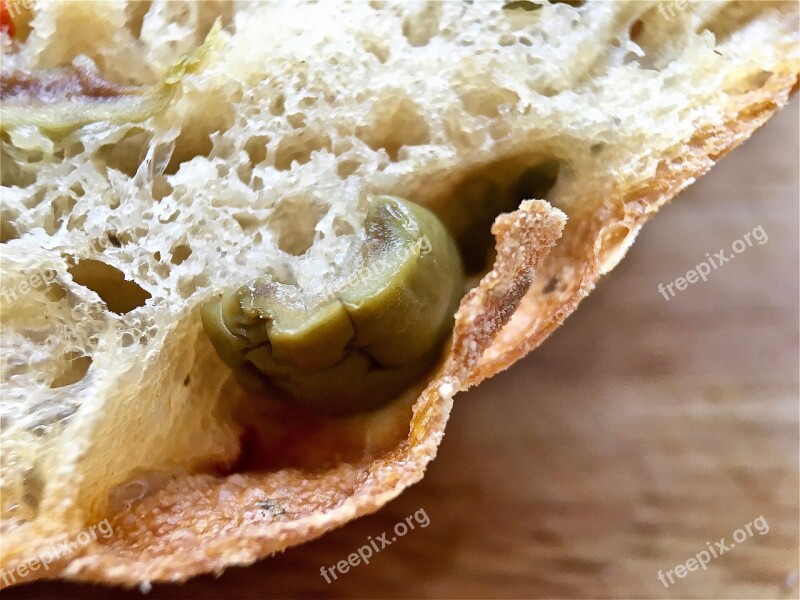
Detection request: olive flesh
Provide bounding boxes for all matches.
[201,195,465,414]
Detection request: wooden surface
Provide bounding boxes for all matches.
[5,99,798,599]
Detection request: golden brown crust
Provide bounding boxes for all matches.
[471,65,800,387]
[3,61,798,593]
[449,200,567,385]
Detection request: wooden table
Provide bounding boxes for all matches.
[6,98,798,600]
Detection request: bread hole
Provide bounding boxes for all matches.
[68,259,151,314]
[332,215,356,236]
[457,81,520,118]
[152,259,170,280]
[46,194,77,235]
[233,212,260,233]
[244,135,269,165]
[157,209,177,225]
[270,93,286,116]
[747,70,773,89]
[50,352,92,388]
[268,197,329,256]
[171,244,191,265]
[299,96,317,109]
[360,36,390,63]
[236,162,253,186]
[401,1,442,47]
[549,0,585,6]
[0,145,35,188]
[337,158,361,179]
[333,139,354,154]
[152,176,173,201]
[725,69,773,94]
[1,145,41,187]
[489,119,512,140]
[226,85,244,104]
[110,230,137,247]
[702,0,768,45]
[621,5,682,70]
[357,94,430,161]
[508,0,543,9]
[434,157,561,272]
[287,113,306,129]
[125,0,152,38]
[274,130,331,171]
[65,140,85,158]
[25,188,46,209]
[178,273,209,298]
[542,276,559,294]
[597,223,639,275]
[97,127,152,178]
[502,1,543,16]
[502,1,545,31]
[499,34,516,47]
[144,324,159,342]
[630,19,643,40]
[66,212,87,232]
[164,98,235,174]
[45,282,68,302]
[105,233,122,248]
[590,142,606,155]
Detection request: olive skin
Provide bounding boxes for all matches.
[201,195,465,415]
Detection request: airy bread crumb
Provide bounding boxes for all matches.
[0,0,797,586]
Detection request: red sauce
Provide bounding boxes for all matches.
[1,0,15,38]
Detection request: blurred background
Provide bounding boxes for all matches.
[4,98,798,600]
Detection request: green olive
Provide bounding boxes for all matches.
[201,195,465,414]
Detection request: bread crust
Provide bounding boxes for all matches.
[1,61,796,587]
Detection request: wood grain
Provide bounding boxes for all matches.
[4,98,798,600]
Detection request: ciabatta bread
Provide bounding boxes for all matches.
[0,0,797,587]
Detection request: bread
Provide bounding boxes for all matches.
[0,0,797,588]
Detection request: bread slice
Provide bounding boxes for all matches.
[0,0,797,587]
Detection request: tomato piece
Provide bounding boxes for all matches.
[0,0,15,38]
